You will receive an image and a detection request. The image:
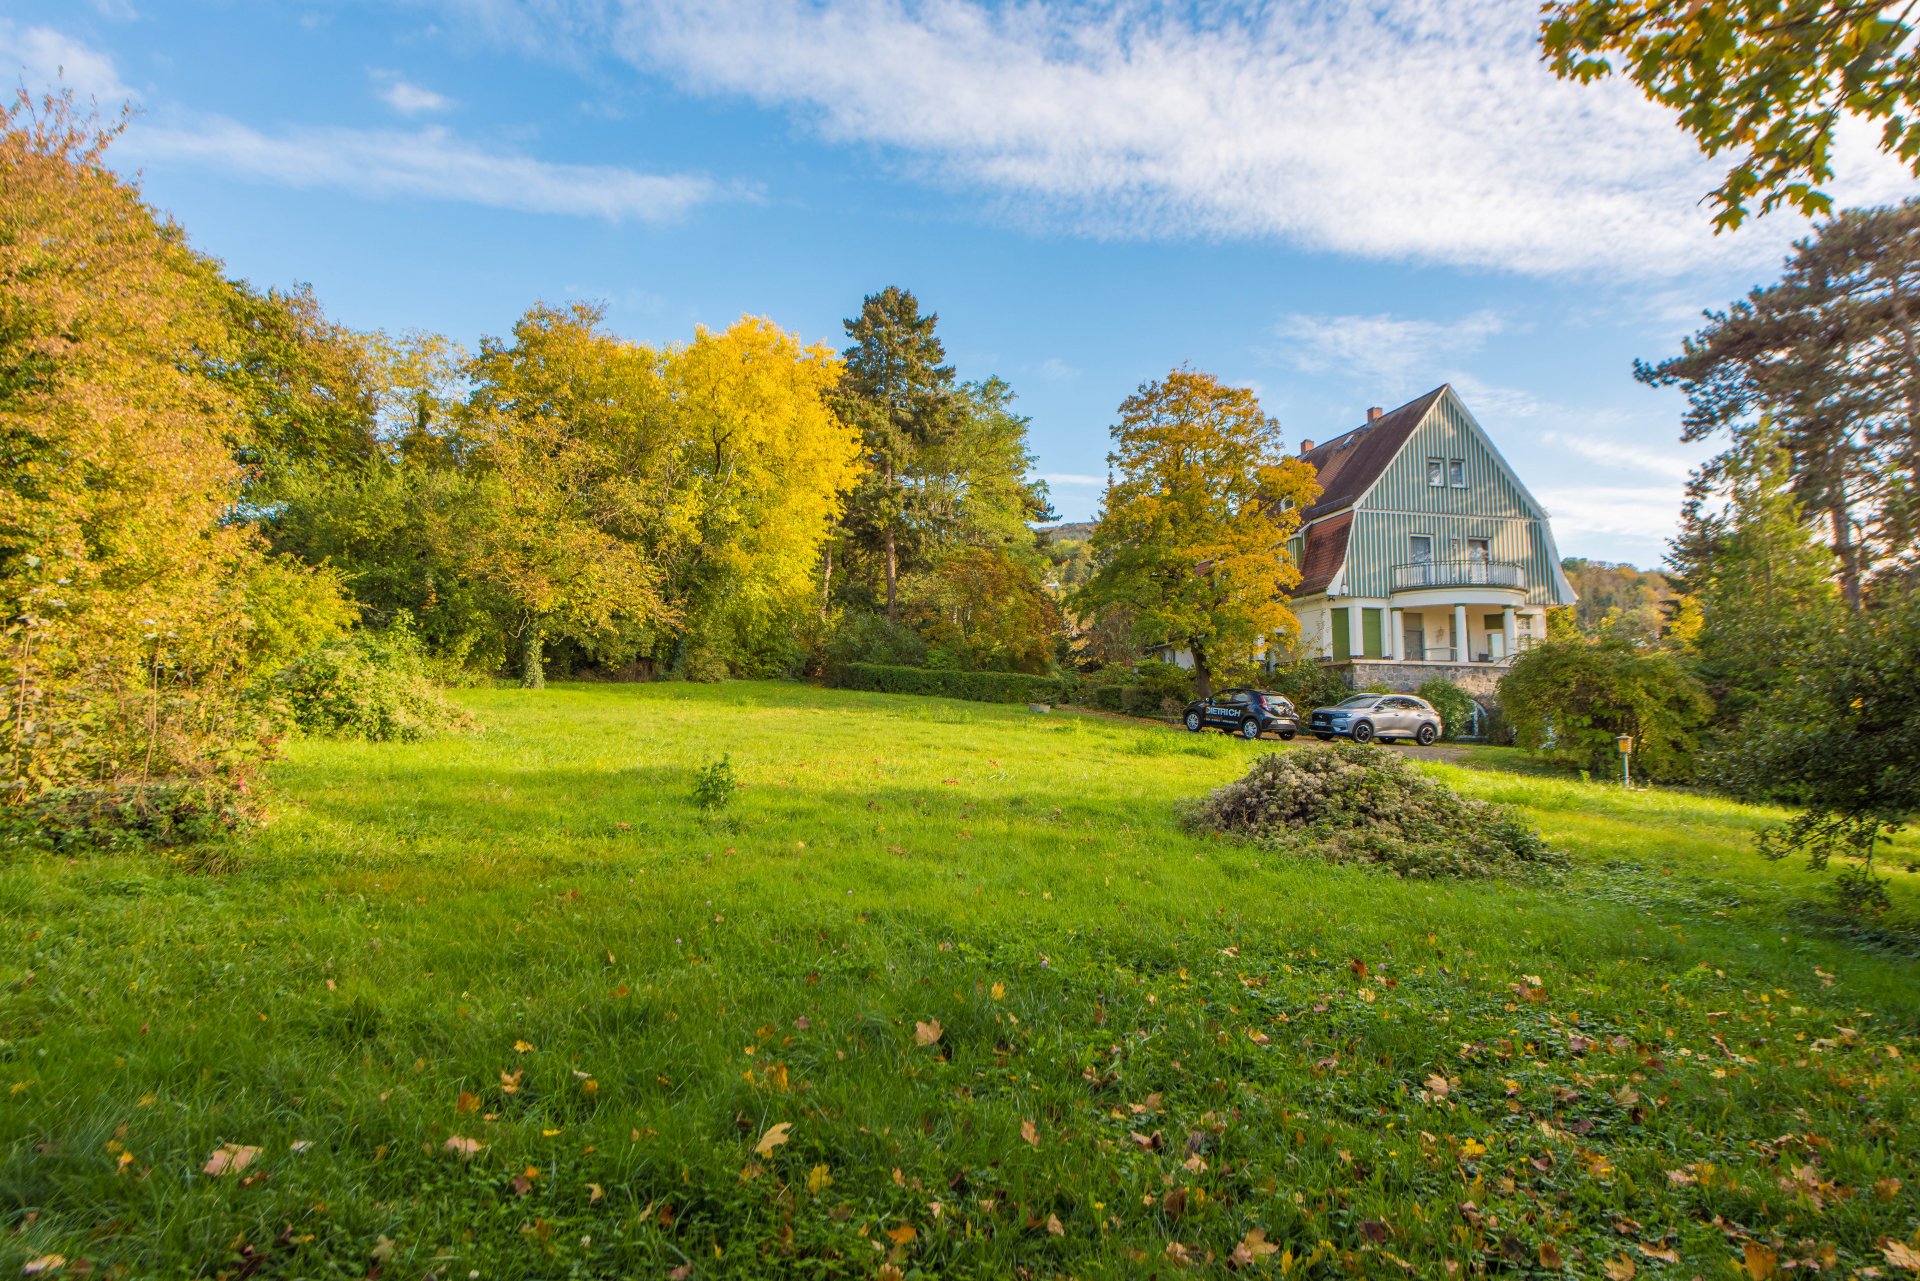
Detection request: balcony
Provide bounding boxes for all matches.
[1391,558,1527,591]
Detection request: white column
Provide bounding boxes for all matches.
[1348,601,1365,660]
[1502,605,1517,660]
[1319,606,1335,659]
[1388,607,1404,661]
[1452,603,1469,663]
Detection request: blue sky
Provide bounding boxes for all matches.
[8,1,1915,567]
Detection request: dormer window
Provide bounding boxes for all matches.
[1427,458,1445,486]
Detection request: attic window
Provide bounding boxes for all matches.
[1449,458,1466,487]
[1426,458,1445,486]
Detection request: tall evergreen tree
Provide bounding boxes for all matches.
[1666,424,1843,721]
[835,287,958,620]
[1638,200,1920,606]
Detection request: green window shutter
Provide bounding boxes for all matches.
[1362,608,1383,659]
[1332,609,1351,661]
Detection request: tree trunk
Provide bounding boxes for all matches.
[820,544,833,621]
[1189,638,1213,699]
[884,526,898,622]
[520,628,546,689]
[1830,501,1864,611]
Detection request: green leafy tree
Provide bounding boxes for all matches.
[1541,0,1920,228]
[909,548,1066,674]
[461,303,675,686]
[1717,586,1920,913]
[1073,369,1319,697]
[1500,638,1712,781]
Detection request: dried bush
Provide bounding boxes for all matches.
[1185,744,1562,879]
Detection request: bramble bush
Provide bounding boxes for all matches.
[267,626,476,742]
[1185,744,1561,879]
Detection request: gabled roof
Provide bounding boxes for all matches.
[1298,385,1447,522]
[1293,510,1353,597]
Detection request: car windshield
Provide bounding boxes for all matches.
[1334,696,1379,709]
[1259,692,1290,704]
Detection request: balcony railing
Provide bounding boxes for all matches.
[1391,559,1527,591]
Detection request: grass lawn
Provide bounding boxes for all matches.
[3,681,1917,1279]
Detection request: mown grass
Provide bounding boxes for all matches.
[3,681,1916,1279]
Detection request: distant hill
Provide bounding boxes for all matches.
[1038,521,1097,543]
[1562,557,1672,638]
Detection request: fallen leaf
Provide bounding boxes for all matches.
[1601,1256,1636,1281]
[1425,1074,1450,1099]
[443,1136,485,1159]
[202,1144,261,1177]
[754,1121,793,1158]
[1233,1228,1280,1266]
[1638,1244,1680,1263]
[991,983,1006,1001]
[1882,1240,1920,1272]
[509,1173,533,1196]
[885,1224,917,1245]
[806,1164,833,1194]
[587,1182,604,1203]
[915,1019,943,1047]
[455,1091,480,1114]
[1046,1214,1065,1237]
[513,1040,535,1053]
[21,1258,65,1277]
[1538,1240,1563,1269]
[1020,1119,1039,1147]
[1743,1242,1778,1279]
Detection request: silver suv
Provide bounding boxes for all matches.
[1307,694,1442,746]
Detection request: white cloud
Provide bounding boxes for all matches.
[129,116,725,220]
[1533,484,1684,544]
[0,19,134,104]
[374,72,455,114]
[1275,310,1506,387]
[544,0,1917,277]
[1036,356,1080,382]
[4,24,724,222]
[1541,429,1695,482]
[1036,471,1106,487]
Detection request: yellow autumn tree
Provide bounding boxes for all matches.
[665,317,861,675]
[1074,368,1319,695]
[0,91,349,826]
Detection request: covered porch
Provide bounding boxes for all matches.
[1320,561,1540,665]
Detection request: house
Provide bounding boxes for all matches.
[1282,384,1576,697]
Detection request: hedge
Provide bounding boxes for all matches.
[1079,683,1179,718]
[827,662,1076,705]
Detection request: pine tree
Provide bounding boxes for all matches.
[835,287,958,620]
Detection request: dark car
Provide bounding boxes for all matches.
[1182,688,1299,740]
[1307,694,1441,745]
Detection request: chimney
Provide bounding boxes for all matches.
[1298,439,1315,456]
[1366,406,1383,423]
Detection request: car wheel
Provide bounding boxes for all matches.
[1240,718,1262,740]
[1415,724,1438,746]
[1350,721,1375,744]
[1184,711,1203,732]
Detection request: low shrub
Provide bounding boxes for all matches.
[692,754,738,811]
[268,627,477,742]
[1263,659,1352,715]
[1184,743,1562,879]
[1417,678,1479,741]
[828,662,1075,706]
[1070,662,1191,718]
[5,779,253,853]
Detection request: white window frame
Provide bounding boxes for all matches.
[1466,536,1490,564]
[1409,534,1434,563]
[1427,457,1445,487]
[1449,458,1467,488]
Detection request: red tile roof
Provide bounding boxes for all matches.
[1286,385,1447,598]
[1298,385,1447,522]
[1293,509,1353,596]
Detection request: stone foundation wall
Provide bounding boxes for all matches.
[1327,660,1506,705]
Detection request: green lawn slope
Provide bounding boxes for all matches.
[3,682,1915,1278]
